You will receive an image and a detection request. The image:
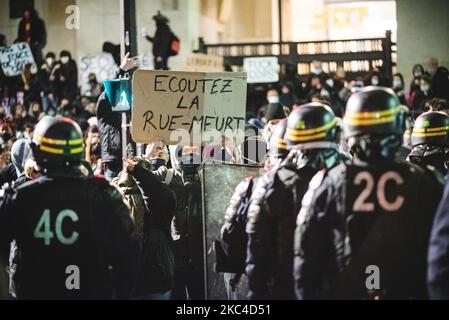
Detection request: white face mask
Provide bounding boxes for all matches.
[421,84,430,93]
[326,78,334,88]
[60,56,69,64]
[46,58,54,66]
[371,78,379,86]
[313,68,322,75]
[30,64,38,75]
[393,79,402,89]
[267,95,279,103]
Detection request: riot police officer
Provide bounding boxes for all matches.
[216,119,288,299]
[408,111,449,176]
[294,87,444,299]
[246,102,341,299]
[0,116,139,299]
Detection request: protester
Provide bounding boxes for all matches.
[142,11,177,70]
[16,7,47,64]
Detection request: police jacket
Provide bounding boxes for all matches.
[245,160,318,300]
[294,161,444,299]
[428,180,449,299]
[0,173,139,299]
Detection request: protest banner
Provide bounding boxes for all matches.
[243,56,279,83]
[186,53,224,72]
[0,42,35,77]
[131,70,247,146]
[79,53,117,95]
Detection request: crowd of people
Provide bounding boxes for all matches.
[1,8,449,301]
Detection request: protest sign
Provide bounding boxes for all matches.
[0,42,35,77]
[186,53,224,72]
[243,56,279,83]
[79,53,117,95]
[131,70,247,146]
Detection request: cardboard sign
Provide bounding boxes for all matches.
[103,78,132,112]
[243,56,279,83]
[132,70,247,145]
[0,42,35,77]
[186,53,224,72]
[79,53,117,95]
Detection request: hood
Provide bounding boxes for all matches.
[11,139,32,176]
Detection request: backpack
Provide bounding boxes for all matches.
[169,32,180,56]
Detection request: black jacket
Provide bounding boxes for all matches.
[0,174,139,299]
[0,163,17,186]
[245,163,318,300]
[428,180,449,299]
[294,161,444,299]
[146,24,172,57]
[97,91,122,165]
[17,16,47,47]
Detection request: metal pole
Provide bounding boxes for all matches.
[278,0,282,43]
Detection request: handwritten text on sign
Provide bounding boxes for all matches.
[243,56,279,83]
[0,42,35,77]
[132,70,247,145]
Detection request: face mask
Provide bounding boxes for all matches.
[149,158,166,171]
[326,78,334,88]
[313,68,322,75]
[61,56,69,64]
[180,153,201,177]
[393,80,402,89]
[421,84,430,92]
[267,95,279,103]
[371,78,379,86]
[46,58,54,66]
[30,65,38,75]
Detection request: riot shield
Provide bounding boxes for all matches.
[202,162,264,300]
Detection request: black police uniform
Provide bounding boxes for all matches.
[294,87,445,299]
[294,160,443,299]
[0,175,138,299]
[245,103,341,300]
[0,116,138,299]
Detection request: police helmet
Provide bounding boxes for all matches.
[344,86,404,138]
[285,102,338,149]
[31,116,84,168]
[411,111,449,147]
[269,119,288,158]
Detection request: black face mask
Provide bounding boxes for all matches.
[149,158,166,171]
[180,153,201,178]
[0,132,11,142]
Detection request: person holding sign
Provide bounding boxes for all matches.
[294,87,444,299]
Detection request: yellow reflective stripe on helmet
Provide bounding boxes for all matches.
[412,125,449,133]
[286,132,326,142]
[68,138,84,145]
[411,131,448,138]
[288,118,337,136]
[35,135,83,146]
[39,145,64,154]
[344,116,396,126]
[35,135,67,146]
[345,105,401,119]
[70,147,84,154]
